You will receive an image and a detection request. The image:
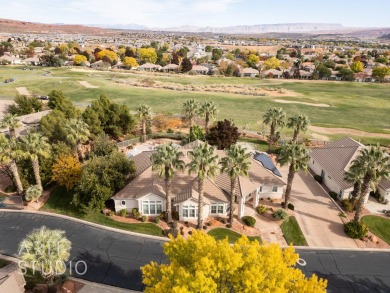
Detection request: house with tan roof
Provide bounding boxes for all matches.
[112,140,285,220]
[309,137,390,204]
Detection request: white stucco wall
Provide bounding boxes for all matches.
[114,199,138,213]
[258,185,284,200]
[378,186,390,202]
[137,193,166,215]
[176,199,228,221]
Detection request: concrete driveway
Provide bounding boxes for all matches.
[278,166,357,248]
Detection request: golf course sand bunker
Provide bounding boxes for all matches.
[274,99,330,107]
[16,87,31,95]
[309,126,390,139]
[79,81,99,88]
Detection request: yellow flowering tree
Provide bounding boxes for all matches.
[73,54,87,66]
[97,49,118,65]
[138,48,158,64]
[141,231,327,293]
[123,57,139,69]
[51,154,82,191]
[263,56,280,70]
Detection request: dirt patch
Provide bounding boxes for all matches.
[78,80,99,88]
[309,126,390,139]
[16,87,30,95]
[0,100,14,118]
[310,133,330,141]
[274,99,331,107]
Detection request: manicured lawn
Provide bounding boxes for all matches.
[40,187,164,237]
[362,215,390,245]
[208,228,261,243]
[1,66,390,141]
[281,217,308,246]
[238,137,269,152]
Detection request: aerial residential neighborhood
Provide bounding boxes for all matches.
[0,1,390,292]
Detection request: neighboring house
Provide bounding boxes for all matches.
[161,63,179,73]
[138,63,161,72]
[0,262,26,293]
[0,110,51,136]
[263,69,283,79]
[112,140,285,220]
[23,57,40,66]
[90,60,111,70]
[0,52,22,65]
[378,179,390,202]
[190,65,209,75]
[241,67,259,77]
[309,137,372,203]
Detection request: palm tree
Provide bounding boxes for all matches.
[136,104,151,142]
[19,132,51,189]
[263,107,286,152]
[187,143,219,228]
[182,99,199,139]
[19,226,71,285]
[220,144,251,224]
[287,114,310,142]
[347,145,390,222]
[278,142,310,209]
[199,101,217,137]
[1,114,20,139]
[344,166,365,209]
[0,134,24,194]
[151,143,185,223]
[64,119,90,161]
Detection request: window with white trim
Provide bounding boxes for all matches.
[142,200,163,215]
[182,204,198,218]
[210,203,224,214]
[272,186,278,192]
[121,200,126,207]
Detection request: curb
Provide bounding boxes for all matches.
[0,209,168,242]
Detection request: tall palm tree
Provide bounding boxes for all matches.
[136,104,151,142]
[187,143,219,228]
[344,166,365,209]
[19,132,51,189]
[1,114,20,139]
[64,119,90,161]
[19,226,71,285]
[220,144,251,224]
[151,143,185,223]
[0,134,24,194]
[287,114,310,142]
[347,145,390,222]
[199,101,217,137]
[182,99,199,139]
[278,142,310,209]
[263,107,286,152]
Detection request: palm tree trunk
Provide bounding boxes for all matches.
[354,175,371,223]
[284,164,295,209]
[76,143,84,161]
[229,178,237,224]
[197,178,204,229]
[31,158,42,189]
[165,173,173,223]
[9,161,23,194]
[142,119,146,142]
[292,129,299,142]
[268,124,275,152]
[205,114,210,137]
[189,115,193,142]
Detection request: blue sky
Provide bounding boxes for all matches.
[1,0,389,28]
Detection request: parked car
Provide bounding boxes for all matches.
[38,95,49,100]
[4,78,15,83]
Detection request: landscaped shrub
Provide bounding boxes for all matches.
[206,222,212,226]
[273,209,288,220]
[120,209,127,217]
[329,191,338,200]
[219,217,227,224]
[159,211,166,220]
[341,199,354,212]
[370,191,381,199]
[172,211,179,221]
[281,202,295,210]
[242,216,256,227]
[132,208,140,219]
[154,217,160,224]
[314,175,323,183]
[188,230,192,235]
[203,225,208,230]
[168,228,179,238]
[141,215,147,222]
[171,221,178,228]
[344,221,368,239]
[226,224,232,228]
[379,196,385,204]
[256,205,267,214]
[107,210,115,217]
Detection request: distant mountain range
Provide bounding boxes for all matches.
[92,23,346,34]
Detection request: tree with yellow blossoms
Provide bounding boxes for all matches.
[138,48,158,64]
[97,49,118,65]
[141,231,327,293]
[350,61,364,73]
[51,154,82,191]
[123,57,139,69]
[73,54,87,66]
[263,56,280,70]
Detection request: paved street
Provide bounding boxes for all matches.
[278,166,358,248]
[0,211,389,292]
